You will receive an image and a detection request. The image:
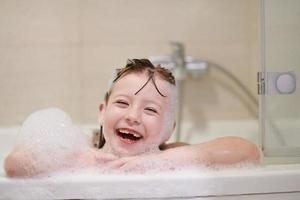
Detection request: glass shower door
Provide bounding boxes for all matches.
[261,0,300,160]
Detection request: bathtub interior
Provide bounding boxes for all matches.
[0,127,19,176]
[1,160,300,200]
[0,120,259,175]
[1,122,300,199]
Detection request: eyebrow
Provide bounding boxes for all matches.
[143,99,163,110]
[111,94,163,109]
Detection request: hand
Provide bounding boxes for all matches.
[105,153,176,174]
[72,148,118,168]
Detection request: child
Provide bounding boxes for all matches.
[4,59,260,177]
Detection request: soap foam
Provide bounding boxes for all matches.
[15,107,91,175]
[13,107,259,178]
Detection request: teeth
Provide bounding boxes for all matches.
[118,129,142,138]
[120,130,130,134]
[132,133,140,138]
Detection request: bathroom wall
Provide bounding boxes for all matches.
[0,0,260,129]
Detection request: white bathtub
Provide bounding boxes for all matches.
[1,124,300,200]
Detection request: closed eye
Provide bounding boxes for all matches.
[115,100,129,107]
[145,107,158,114]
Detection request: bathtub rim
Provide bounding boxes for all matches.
[1,164,300,200]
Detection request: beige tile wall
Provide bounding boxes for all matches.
[0,0,259,126]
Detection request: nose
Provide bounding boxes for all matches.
[125,106,141,125]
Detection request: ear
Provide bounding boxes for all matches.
[97,102,106,125]
[161,120,177,143]
[172,121,176,133]
[168,120,176,141]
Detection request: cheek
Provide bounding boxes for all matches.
[103,108,122,130]
[157,112,174,142]
[162,111,174,133]
[143,116,165,137]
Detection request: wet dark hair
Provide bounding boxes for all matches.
[104,59,175,104]
[96,58,176,149]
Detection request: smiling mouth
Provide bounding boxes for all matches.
[116,128,143,142]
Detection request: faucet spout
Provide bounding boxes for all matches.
[171,42,186,141]
[148,42,208,142]
[171,42,186,81]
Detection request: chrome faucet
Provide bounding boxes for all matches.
[171,42,187,81]
[149,42,208,141]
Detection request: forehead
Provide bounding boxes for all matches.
[110,72,173,101]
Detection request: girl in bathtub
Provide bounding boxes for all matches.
[4,59,260,177]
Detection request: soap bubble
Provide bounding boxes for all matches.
[15,107,91,175]
[18,107,89,148]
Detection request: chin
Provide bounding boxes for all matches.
[113,146,158,157]
[114,148,143,157]
[108,139,161,157]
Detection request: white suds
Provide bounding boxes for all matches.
[15,107,91,175]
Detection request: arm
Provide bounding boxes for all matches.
[4,146,117,177]
[4,146,45,177]
[110,136,260,173]
[161,136,260,166]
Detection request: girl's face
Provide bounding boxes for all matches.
[99,72,175,157]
